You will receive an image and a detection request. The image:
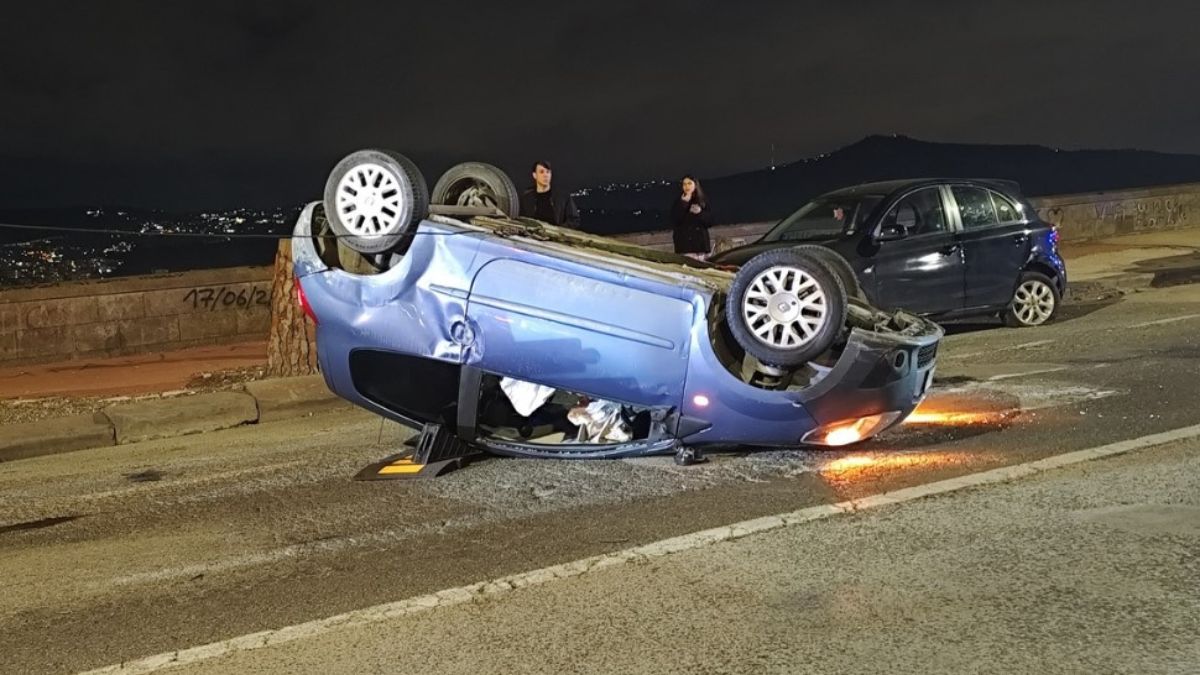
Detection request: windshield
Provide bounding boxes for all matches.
[761,195,882,242]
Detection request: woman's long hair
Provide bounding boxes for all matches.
[682,175,707,207]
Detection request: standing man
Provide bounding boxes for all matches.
[519,160,581,229]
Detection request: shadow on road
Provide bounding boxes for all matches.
[938,281,1125,336]
[940,321,1000,336]
[1133,252,1200,288]
[1055,297,1123,322]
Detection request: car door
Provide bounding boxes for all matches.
[463,257,693,409]
[869,186,965,315]
[951,185,1033,309]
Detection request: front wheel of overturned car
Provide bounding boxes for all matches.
[726,248,848,367]
[431,162,520,218]
[323,149,430,255]
[1004,271,1060,327]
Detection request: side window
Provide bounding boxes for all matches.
[882,188,947,236]
[989,191,1022,223]
[952,186,999,229]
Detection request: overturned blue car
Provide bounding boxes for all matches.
[291,149,943,463]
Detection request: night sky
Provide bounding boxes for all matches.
[3,1,1199,210]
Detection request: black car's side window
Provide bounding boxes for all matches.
[952,186,999,229]
[882,188,947,236]
[989,191,1023,223]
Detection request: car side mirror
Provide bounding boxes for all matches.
[876,223,908,242]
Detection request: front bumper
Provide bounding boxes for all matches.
[793,329,938,445]
[677,311,942,448]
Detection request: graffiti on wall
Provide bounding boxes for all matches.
[183,285,271,311]
[1038,196,1191,233]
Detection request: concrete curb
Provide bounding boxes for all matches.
[0,414,116,462]
[98,392,260,445]
[242,376,353,423]
[0,374,346,463]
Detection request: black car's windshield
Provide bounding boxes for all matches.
[761,195,883,242]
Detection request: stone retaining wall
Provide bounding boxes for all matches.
[4,182,1197,365]
[0,266,273,365]
[1031,182,1200,240]
[613,182,1200,252]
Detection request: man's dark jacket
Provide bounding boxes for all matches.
[518,187,582,229]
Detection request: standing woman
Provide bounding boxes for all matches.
[670,175,712,259]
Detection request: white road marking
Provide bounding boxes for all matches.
[986,366,1070,381]
[933,381,1120,411]
[80,422,1200,675]
[1129,313,1200,328]
[950,339,1056,360]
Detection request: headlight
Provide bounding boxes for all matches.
[801,411,902,446]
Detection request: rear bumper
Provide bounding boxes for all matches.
[1048,253,1068,295]
[289,202,477,426]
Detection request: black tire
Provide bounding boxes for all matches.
[431,162,520,218]
[726,248,848,367]
[1004,271,1061,327]
[788,244,864,301]
[323,149,430,255]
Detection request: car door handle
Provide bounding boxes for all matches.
[1013,233,1028,245]
[940,243,960,255]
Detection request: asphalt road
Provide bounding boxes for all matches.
[173,436,1200,675]
[2,283,1199,674]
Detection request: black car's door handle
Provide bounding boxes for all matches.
[940,243,960,255]
[1013,233,1029,245]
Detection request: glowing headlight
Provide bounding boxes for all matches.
[801,411,902,446]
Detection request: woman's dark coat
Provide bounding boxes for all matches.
[669,196,712,254]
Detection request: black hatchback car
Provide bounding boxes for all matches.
[709,179,1068,327]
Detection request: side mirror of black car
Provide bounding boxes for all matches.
[876,223,908,242]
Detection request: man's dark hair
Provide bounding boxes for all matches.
[532,160,552,173]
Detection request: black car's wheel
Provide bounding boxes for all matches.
[431,162,520,218]
[788,244,864,301]
[323,149,430,255]
[1004,271,1061,327]
[726,249,848,367]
